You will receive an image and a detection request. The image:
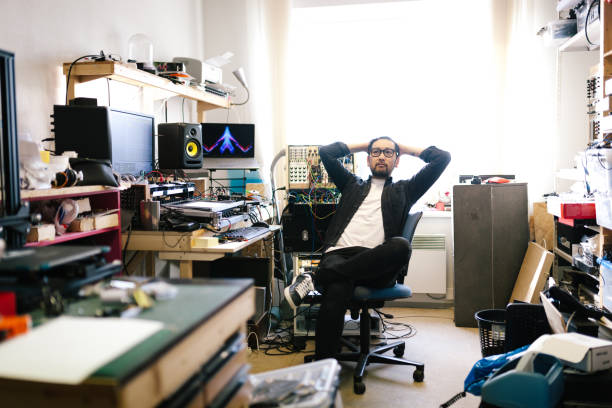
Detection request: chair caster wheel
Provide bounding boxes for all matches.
[413,368,424,382]
[393,343,405,357]
[354,381,366,394]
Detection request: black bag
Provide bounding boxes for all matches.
[69,158,118,187]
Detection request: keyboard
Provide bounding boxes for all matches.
[220,226,270,241]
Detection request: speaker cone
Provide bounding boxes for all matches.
[185,140,200,157]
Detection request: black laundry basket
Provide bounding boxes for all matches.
[475,309,507,357]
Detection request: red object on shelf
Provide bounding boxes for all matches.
[0,292,16,316]
[559,202,596,219]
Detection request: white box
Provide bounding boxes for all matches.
[595,193,612,229]
[529,332,612,372]
[585,148,612,195]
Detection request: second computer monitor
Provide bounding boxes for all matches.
[201,123,255,158]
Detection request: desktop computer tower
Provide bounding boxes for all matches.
[452,183,529,327]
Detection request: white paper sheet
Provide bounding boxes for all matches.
[0,316,163,384]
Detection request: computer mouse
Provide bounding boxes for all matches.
[252,222,269,228]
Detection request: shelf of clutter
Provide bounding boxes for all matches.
[22,186,122,263]
[62,60,230,122]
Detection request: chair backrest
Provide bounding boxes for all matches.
[397,211,423,283]
[402,211,423,242]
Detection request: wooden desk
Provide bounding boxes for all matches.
[0,279,254,407]
[122,226,280,279]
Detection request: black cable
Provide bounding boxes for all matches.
[65,54,101,105]
[585,0,600,47]
[122,222,133,274]
[165,99,168,123]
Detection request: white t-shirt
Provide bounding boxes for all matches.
[326,177,386,252]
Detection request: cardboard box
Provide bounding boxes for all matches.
[26,224,55,243]
[534,202,554,250]
[93,213,119,230]
[510,242,554,304]
[68,217,94,232]
[529,332,612,372]
[75,198,91,215]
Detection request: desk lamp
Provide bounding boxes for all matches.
[231,67,249,106]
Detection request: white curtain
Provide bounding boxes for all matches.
[286,0,562,206]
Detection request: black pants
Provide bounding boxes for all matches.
[313,237,412,359]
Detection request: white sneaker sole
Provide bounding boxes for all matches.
[284,286,299,309]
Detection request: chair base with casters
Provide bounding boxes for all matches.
[337,283,424,394]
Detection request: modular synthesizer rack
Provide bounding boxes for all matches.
[287,145,354,203]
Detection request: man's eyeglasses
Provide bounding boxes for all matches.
[370,148,397,158]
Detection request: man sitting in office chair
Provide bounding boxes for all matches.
[284,137,451,360]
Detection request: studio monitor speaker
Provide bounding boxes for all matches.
[157,123,203,169]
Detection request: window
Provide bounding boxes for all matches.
[287,1,502,186]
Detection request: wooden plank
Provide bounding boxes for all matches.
[21,185,110,199]
[602,1,612,61]
[179,260,193,279]
[159,252,223,262]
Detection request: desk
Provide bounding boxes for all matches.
[0,279,254,407]
[122,226,281,279]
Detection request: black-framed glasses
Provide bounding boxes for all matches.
[370,148,397,158]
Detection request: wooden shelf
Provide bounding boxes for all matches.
[559,20,601,52]
[554,247,573,263]
[25,226,121,248]
[62,61,230,121]
[21,185,116,200]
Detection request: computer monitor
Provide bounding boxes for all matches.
[201,123,255,158]
[53,106,155,176]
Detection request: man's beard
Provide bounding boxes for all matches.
[371,164,389,178]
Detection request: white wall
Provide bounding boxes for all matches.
[0,0,206,145]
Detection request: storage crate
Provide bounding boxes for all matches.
[249,359,340,408]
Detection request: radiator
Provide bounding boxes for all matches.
[405,234,446,294]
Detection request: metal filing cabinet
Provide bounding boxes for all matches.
[452,183,529,327]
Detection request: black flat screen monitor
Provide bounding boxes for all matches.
[201,123,255,158]
[53,106,154,175]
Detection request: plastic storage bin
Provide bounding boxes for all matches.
[596,193,612,229]
[249,359,340,408]
[586,148,612,195]
[543,19,577,45]
[475,309,506,357]
[599,260,612,312]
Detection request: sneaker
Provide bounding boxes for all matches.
[284,273,315,309]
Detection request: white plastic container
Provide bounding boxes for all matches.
[600,260,612,312]
[595,193,612,229]
[585,148,612,195]
[249,359,340,408]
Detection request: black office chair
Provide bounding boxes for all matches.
[335,211,425,394]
